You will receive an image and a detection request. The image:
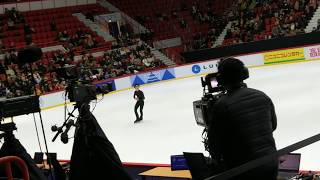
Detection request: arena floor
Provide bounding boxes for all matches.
[11,60,320,171]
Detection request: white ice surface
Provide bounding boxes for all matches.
[8,60,320,171]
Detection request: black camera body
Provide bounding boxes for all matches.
[72,84,97,104]
[57,65,97,104]
[193,73,225,127]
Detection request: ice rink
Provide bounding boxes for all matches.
[10,60,320,171]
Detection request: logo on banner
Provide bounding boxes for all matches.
[147,73,160,83]
[192,65,201,74]
[263,48,305,64]
[192,63,217,74]
[308,47,320,59]
[131,69,176,86]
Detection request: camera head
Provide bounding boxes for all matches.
[56,65,80,81]
[0,122,17,140]
[56,65,97,105]
[216,57,249,86]
[194,57,249,128]
[201,73,224,94]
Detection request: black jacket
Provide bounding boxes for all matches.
[134,90,145,101]
[207,83,277,170]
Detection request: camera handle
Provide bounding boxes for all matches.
[51,105,77,142]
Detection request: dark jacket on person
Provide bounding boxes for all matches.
[207,83,278,179]
[134,90,145,101]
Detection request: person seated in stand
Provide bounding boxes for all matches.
[0,40,5,54]
[7,18,15,30]
[62,30,70,41]
[50,20,57,31]
[58,31,70,42]
[57,32,64,42]
[76,28,86,38]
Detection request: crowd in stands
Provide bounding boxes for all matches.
[189,1,229,50]
[223,0,318,46]
[2,0,320,97]
[0,8,25,52]
[184,0,319,49]
[122,0,232,50]
[57,28,99,50]
[0,39,164,97]
[0,4,170,98]
[135,0,229,51]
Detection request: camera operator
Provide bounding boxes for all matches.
[206,58,278,179]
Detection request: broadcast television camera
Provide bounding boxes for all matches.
[56,64,97,104]
[193,73,225,127]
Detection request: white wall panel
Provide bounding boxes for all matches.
[54,0,66,8]
[42,0,54,9]
[66,0,77,7]
[30,1,42,10]
[17,2,30,12]
[88,0,97,4]
[77,0,87,5]
[0,5,4,14]
[3,3,17,10]
[115,77,132,90]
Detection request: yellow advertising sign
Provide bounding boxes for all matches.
[263,48,305,64]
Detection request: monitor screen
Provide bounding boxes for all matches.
[171,155,189,170]
[278,153,301,171]
[193,100,206,127]
[210,78,218,88]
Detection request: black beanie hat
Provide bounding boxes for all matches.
[217,57,249,85]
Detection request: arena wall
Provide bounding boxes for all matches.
[0,0,96,14]
[39,44,320,109]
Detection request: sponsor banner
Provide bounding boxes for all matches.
[263,48,305,64]
[130,68,176,86]
[174,54,264,78]
[175,60,219,78]
[304,45,320,60]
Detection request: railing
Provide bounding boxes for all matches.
[0,156,29,180]
[205,133,320,180]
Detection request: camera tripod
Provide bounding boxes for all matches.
[0,124,47,180]
[51,104,78,144]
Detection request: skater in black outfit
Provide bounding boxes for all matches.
[133,84,145,123]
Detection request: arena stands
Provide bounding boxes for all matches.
[1,39,163,97]
[0,4,166,97]
[0,4,109,50]
[1,0,320,97]
[222,0,317,46]
[108,0,319,54]
[108,0,233,49]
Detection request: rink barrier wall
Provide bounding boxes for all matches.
[38,44,320,110]
[182,31,320,62]
[0,0,96,14]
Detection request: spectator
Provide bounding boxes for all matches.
[0,40,5,54]
[180,18,187,28]
[7,18,15,30]
[76,28,86,38]
[142,56,154,67]
[50,20,57,31]
[58,31,70,42]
